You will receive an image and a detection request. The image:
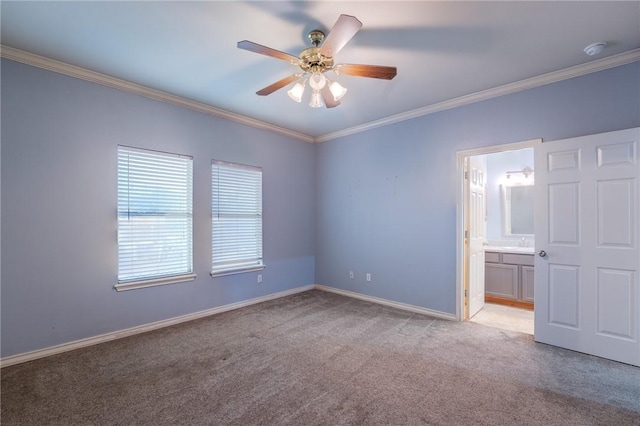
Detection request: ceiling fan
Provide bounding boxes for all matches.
[237,14,397,108]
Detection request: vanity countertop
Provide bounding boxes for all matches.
[484,246,535,254]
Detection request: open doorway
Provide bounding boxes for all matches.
[456,139,541,335]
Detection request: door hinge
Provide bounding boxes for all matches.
[464,171,469,179]
[464,230,469,238]
[464,289,468,297]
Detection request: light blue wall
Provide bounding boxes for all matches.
[315,62,640,315]
[3,58,639,358]
[485,148,534,242]
[1,59,315,357]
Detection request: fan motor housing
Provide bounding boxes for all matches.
[298,47,334,73]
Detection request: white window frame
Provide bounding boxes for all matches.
[116,146,196,291]
[211,160,264,277]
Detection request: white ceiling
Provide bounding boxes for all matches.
[2,1,639,140]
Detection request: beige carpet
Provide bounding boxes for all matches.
[2,290,639,425]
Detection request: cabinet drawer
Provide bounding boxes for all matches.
[502,253,534,266]
[485,252,501,263]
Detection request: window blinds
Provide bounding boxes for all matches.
[117,146,194,284]
[211,160,263,276]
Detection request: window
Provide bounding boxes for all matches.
[116,146,195,291]
[211,160,264,276]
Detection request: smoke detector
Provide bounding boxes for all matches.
[584,42,606,56]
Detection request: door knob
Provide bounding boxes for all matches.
[538,250,547,258]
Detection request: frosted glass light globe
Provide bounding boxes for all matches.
[329,81,347,101]
[309,90,324,108]
[309,72,326,91]
[287,82,305,102]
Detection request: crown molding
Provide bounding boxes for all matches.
[315,48,640,143]
[3,45,638,145]
[0,45,315,144]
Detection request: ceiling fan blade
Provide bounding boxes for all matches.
[256,74,299,96]
[237,40,298,64]
[334,64,397,80]
[319,14,363,58]
[321,85,340,108]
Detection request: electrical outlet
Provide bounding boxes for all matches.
[257,274,262,283]
[366,273,371,282]
[349,271,354,279]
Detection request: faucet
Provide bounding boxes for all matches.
[519,237,527,247]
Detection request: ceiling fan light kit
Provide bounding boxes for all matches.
[238,14,397,109]
[309,90,324,108]
[286,80,305,103]
[309,72,327,90]
[329,81,347,101]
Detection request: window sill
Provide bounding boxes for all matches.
[115,273,197,292]
[210,265,265,278]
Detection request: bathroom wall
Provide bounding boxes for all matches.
[485,148,535,245]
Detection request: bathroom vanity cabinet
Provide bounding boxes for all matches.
[485,251,534,309]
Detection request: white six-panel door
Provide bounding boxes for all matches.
[534,127,639,366]
[468,155,487,319]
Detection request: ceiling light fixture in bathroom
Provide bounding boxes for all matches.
[506,166,534,180]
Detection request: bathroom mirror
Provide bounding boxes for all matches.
[502,183,534,235]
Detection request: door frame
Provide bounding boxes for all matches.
[455,138,542,321]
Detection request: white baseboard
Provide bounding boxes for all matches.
[1,284,454,367]
[313,285,457,321]
[0,285,314,368]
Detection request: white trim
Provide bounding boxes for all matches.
[0,285,314,368]
[0,45,314,144]
[313,285,457,321]
[315,49,640,143]
[2,45,638,145]
[0,45,640,143]
[1,283,458,367]
[457,138,542,158]
[455,139,542,321]
[115,273,197,292]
